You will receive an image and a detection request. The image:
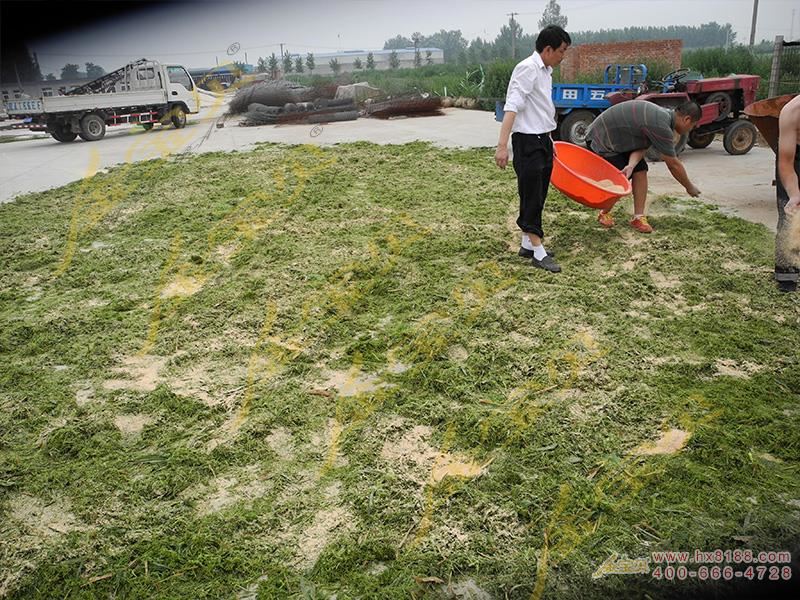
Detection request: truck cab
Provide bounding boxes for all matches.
[164,64,200,114]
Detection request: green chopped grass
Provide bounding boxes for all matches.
[0,142,798,599]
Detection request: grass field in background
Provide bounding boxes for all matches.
[1,142,799,599]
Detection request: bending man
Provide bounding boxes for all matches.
[585,100,702,233]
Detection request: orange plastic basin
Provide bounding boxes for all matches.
[551,141,632,211]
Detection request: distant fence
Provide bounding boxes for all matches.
[769,36,800,97]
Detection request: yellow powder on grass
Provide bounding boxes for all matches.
[577,175,627,195]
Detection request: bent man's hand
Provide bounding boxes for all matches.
[621,165,635,179]
[495,146,509,169]
[786,195,800,215]
[686,184,701,197]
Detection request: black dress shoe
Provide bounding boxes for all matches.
[519,247,555,259]
[778,280,797,293]
[532,255,561,273]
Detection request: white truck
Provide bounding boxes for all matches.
[3,59,200,142]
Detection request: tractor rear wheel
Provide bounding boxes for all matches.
[722,120,756,155]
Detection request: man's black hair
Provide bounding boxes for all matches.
[535,25,571,53]
[676,101,702,121]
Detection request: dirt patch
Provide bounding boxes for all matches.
[169,362,247,408]
[448,345,469,362]
[649,270,681,290]
[75,387,94,406]
[441,578,494,599]
[160,274,206,299]
[319,367,388,397]
[296,505,352,570]
[633,428,691,456]
[194,465,270,516]
[215,243,240,265]
[103,354,168,392]
[380,420,488,487]
[113,414,154,436]
[266,427,295,460]
[714,359,765,379]
[7,493,79,538]
[380,423,439,485]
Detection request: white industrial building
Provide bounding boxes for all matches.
[297,48,444,75]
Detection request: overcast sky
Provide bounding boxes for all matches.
[6,0,800,75]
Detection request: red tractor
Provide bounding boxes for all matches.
[606,68,761,156]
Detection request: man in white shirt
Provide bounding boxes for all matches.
[495,25,571,273]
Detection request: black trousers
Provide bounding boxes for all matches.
[512,132,553,240]
[775,144,800,283]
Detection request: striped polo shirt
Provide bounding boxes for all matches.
[586,100,677,157]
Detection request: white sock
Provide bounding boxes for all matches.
[521,233,534,250]
[633,214,645,219]
[532,244,548,260]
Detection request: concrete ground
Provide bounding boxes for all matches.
[0,99,780,232]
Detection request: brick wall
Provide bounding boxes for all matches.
[560,40,683,81]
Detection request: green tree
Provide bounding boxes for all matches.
[329,58,341,75]
[539,0,568,30]
[60,63,80,79]
[383,34,412,49]
[306,53,315,74]
[294,57,304,73]
[426,51,433,65]
[268,53,280,80]
[354,57,363,70]
[45,73,56,81]
[424,30,468,64]
[494,17,524,60]
[85,62,105,79]
[389,50,399,69]
[282,53,293,74]
[257,57,268,73]
[366,52,375,70]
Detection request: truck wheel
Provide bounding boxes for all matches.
[142,122,154,131]
[688,130,715,149]
[170,106,187,129]
[79,113,106,141]
[722,120,756,155]
[559,110,595,146]
[51,125,77,142]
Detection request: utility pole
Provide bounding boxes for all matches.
[749,0,759,47]
[279,43,285,59]
[791,9,796,41]
[508,11,519,60]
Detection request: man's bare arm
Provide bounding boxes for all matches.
[621,149,647,178]
[661,155,701,197]
[778,100,800,214]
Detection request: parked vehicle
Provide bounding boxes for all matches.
[495,64,648,145]
[495,65,761,155]
[606,68,761,156]
[2,58,200,142]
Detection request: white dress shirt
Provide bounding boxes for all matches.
[503,52,556,135]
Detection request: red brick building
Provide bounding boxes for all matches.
[560,39,683,81]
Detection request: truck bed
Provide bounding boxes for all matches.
[6,89,168,116]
